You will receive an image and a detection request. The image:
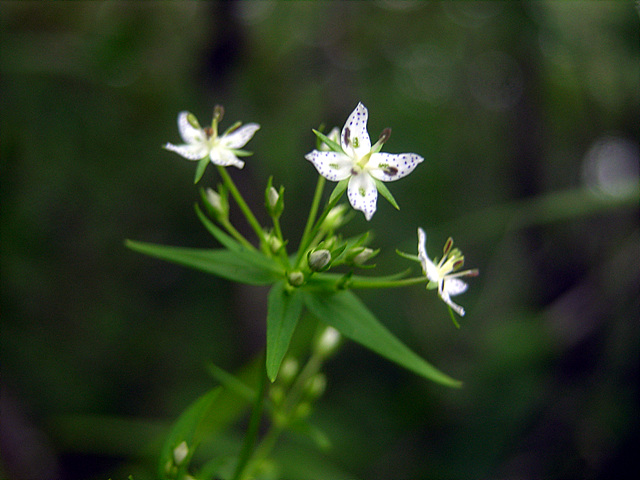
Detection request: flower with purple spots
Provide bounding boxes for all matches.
[417,228,479,316]
[165,107,260,170]
[305,102,423,220]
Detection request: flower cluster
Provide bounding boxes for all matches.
[164,102,478,318]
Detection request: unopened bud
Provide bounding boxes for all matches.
[173,441,189,466]
[305,373,327,399]
[308,249,331,272]
[267,186,279,209]
[269,235,283,254]
[288,271,305,287]
[279,358,299,384]
[316,326,341,357]
[353,247,377,265]
[321,204,348,231]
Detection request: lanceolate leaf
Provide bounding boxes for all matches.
[303,290,461,387]
[266,281,304,382]
[125,240,281,285]
[159,387,222,478]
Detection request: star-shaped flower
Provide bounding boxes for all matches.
[305,103,423,220]
[164,107,259,171]
[417,228,478,316]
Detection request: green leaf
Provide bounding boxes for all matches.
[312,128,342,152]
[303,290,461,387]
[194,156,210,184]
[194,203,244,252]
[159,387,222,478]
[328,178,349,205]
[266,281,304,382]
[373,178,400,210]
[125,240,281,285]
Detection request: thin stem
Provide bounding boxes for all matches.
[295,176,326,266]
[217,165,268,250]
[348,275,428,289]
[243,349,325,477]
[294,183,345,269]
[270,214,290,267]
[231,361,268,480]
[220,218,258,251]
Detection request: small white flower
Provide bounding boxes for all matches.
[305,103,423,220]
[165,107,259,169]
[417,228,478,316]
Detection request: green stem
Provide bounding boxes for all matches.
[231,361,268,480]
[220,218,257,251]
[349,275,428,289]
[243,349,325,477]
[295,176,326,266]
[217,165,268,250]
[294,182,346,269]
[270,214,290,267]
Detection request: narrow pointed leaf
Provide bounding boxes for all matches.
[194,203,245,252]
[373,178,400,210]
[304,290,461,387]
[328,178,349,205]
[312,129,342,153]
[125,240,281,285]
[266,281,304,382]
[194,156,210,183]
[159,387,222,477]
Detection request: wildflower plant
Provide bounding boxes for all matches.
[126,102,478,479]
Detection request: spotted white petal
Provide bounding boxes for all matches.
[341,102,371,157]
[222,123,260,149]
[443,278,468,296]
[164,142,209,161]
[369,152,424,182]
[417,228,438,280]
[347,172,378,221]
[440,290,466,316]
[210,147,245,169]
[177,111,205,144]
[305,151,353,182]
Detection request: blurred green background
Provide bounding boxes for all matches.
[1,1,638,479]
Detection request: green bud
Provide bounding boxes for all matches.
[315,326,341,357]
[172,441,189,466]
[308,249,331,272]
[287,271,305,287]
[352,247,378,265]
[321,204,348,232]
[265,177,284,217]
[205,187,229,221]
[305,373,327,399]
[279,357,299,384]
[269,235,283,254]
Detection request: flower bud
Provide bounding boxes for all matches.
[267,186,279,209]
[173,441,189,466]
[352,247,377,265]
[321,204,348,232]
[205,187,229,221]
[305,373,327,399]
[308,249,331,272]
[315,326,341,357]
[287,271,305,287]
[269,235,283,254]
[279,357,299,384]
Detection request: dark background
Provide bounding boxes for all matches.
[1,2,638,479]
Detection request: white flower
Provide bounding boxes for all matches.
[417,227,478,316]
[305,103,423,220]
[164,108,259,169]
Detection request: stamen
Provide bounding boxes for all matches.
[204,127,214,138]
[343,127,351,147]
[378,128,391,143]
[443,238,454,256]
